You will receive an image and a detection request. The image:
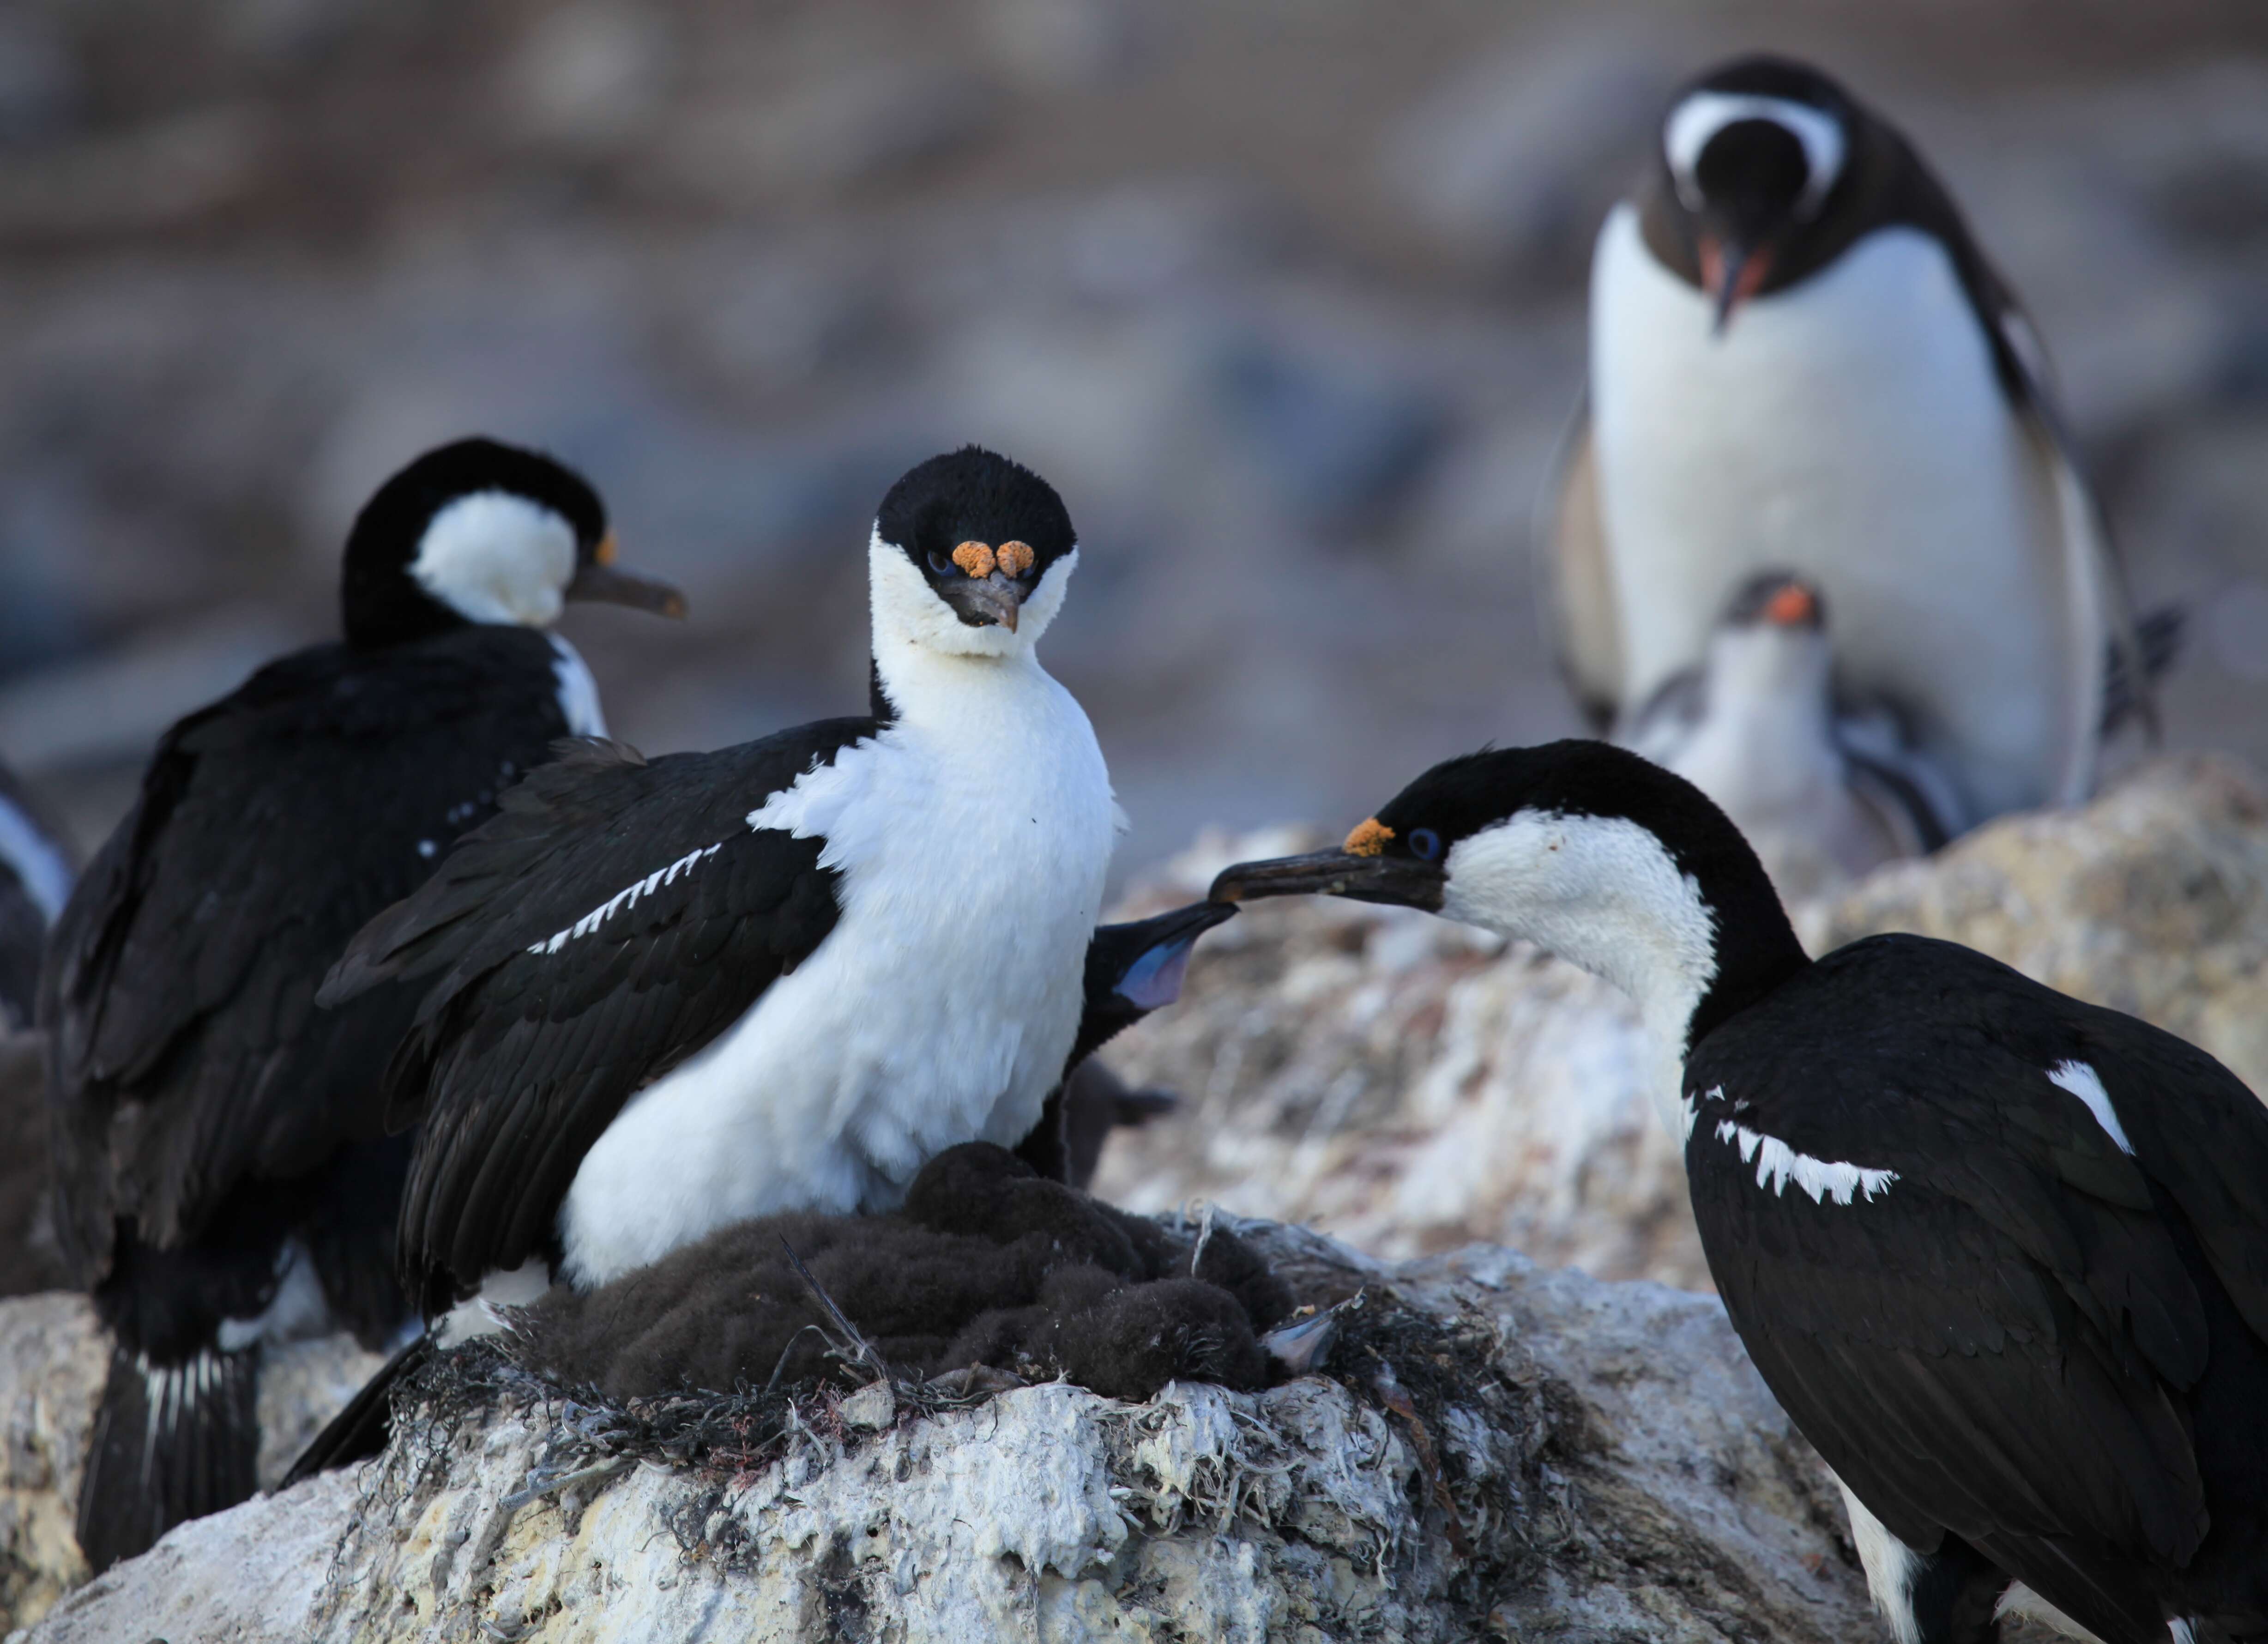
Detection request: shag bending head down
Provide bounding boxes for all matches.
[1210,740,1806,1068]
[1212,740,2268,1644]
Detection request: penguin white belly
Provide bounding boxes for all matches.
[555,669,1117,1290]
[1589,206,2081,820]
[1665,708,1900,901]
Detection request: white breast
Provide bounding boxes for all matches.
[555,652,1117,1288]
[1589,205,2086,820]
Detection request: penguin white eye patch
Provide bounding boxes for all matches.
[1665,91,1847,219]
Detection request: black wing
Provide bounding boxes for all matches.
[39,628,569,1279]
[1688,936,2268,1642]
[325,719,875,1313]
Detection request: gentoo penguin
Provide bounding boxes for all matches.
[1212,742,2268,1644]
[1019,899,1237,1188]
[1545,53,2148,824]
[1618,570,1962,898]
[42,437,681,1572]
[315,447,1120,1335]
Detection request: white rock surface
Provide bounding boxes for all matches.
[0,1297,382,1635]
[5,1227,1882,1643]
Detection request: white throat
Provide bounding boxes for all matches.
[410,491,576,628]
[1439,812,1719,1136]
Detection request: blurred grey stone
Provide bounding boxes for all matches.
[981,0,1152,91]
[502,2,676,158]
[663,59,995,202]
[0,107,270,243]
[0,12,79,144]
[1207,325,1448,538]
[1381,30,1672,283]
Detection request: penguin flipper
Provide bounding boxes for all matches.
[1536,394,1623,733]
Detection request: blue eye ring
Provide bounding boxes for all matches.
[1408,828,1442,862]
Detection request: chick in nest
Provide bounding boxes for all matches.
[507,1143,1291,1405]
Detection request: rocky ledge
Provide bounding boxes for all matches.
[8,755,2256,1642]
[5,1221,1876,1642]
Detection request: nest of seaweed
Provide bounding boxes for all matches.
[361,1204,1541,1602]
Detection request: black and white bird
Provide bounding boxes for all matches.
[43,437,681,1572]
[1016,898,1237,1189]
[1619,571,1961,898]
[312,447,1121,1343]
[1545,52,2151,826]
[1211,741,2268,1644]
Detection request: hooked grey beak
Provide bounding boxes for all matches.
[1207,850,1445,912]
[952,570,1025,633]
[566,554,687,619]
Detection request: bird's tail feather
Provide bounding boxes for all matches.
[75,1341,259,1574]
[278,1331,431,1490]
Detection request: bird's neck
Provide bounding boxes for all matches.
[1443,811,1809,1135]
[869,628,1053,730]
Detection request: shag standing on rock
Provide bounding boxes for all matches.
[1212,741,2268,1644]
[1546,53,2153,824]
[289,450,1121,1485]
[43,438,682,1572]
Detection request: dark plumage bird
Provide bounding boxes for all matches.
[1016,898,1236,1188]
[1213,741,2268,1644]
[315,446,1119,1340]
[1546,53,2153,824]
[42,437,681,1573]
[511,1140,1289,1405]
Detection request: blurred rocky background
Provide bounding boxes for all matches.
[0,0,2264,876]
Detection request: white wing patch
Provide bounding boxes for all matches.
[2046,1059,2133,1155]
[526,842,723,956]
[1714,1118,1897,1205]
